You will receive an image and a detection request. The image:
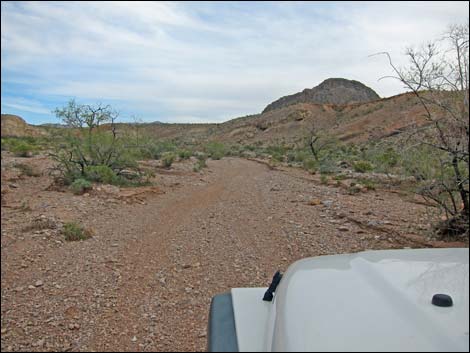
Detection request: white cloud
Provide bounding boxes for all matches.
[1,1,468,123]
[1,97,51,114]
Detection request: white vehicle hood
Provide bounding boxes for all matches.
[231,248,469,352]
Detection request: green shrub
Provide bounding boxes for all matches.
[178,149,192,160]
[193,153,208,171]
[353,160,373,173]
[303,158,318,173]
[333,174,347,181]
[143,141,177,160]
[362,145,400,173]
[361,179,377,190]
[205,142,226,160]
[318,159,338,174]
[10,141,35,157]
[85,165,118,184]
[320,174,328,184]
[294,150,310,163]
[348,183,362,195]
[70,178,92,195]
[63,222,92,241]
[161,152,175,168]
[50,100,143,186]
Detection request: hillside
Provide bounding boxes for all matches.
[124,91,424,147]
[1,79,425,147]
[1,114,47,138]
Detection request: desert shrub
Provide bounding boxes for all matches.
[286,151,296,163]
[70,178,92,195]
[267,144,288,159]
[358,178,377,190]
[243,145,256,152]
[50,100,142,185]
[205,142,226,160]
[318,159,338,174]
[362,144,400,173]
[226,145,243,157]
[353,160,373,173]
[320,174,328,184]
[14,163,41,177]
[399,145,444,181]
[193,153,208,171]
[178,149,192,160]
[63,222,92,241]
[303,158,318,173]
[2,136,49,154]
[143,141,177,160]
[347,183,362,195]
[161,152,175,168]
[333,174,347,181]
[294,150,310,163]
[10,141,35,157]
[85,165,119,184]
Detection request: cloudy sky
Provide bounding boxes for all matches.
[1,1,468,125]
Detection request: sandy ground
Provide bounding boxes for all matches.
[1,154,466,352]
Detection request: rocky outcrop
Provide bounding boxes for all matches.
[262,78,380,113]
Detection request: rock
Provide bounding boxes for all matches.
[120,169,141,180]
[182,264,191,269]
[34,280,44,287]
[367,220,382,227]
[321,200,334,207]
[308,199,321,206]
[131,336,137,342]
[1,328,7,334]
[338,226,349,232]
[32,339,45,347]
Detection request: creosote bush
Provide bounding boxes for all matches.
[353,160,373,173]
[161,152,175,168]
[63,222,93,241]
[70,178,92,195]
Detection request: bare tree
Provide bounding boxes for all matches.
[376,23,469,235]
[307,121,334,162]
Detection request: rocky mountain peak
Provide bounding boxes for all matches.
[262,78,380,113]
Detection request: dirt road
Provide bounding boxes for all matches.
[1,157,452,352]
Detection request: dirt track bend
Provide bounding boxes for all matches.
[1,157,434,352]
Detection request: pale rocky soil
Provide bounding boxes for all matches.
[1,153,467,352]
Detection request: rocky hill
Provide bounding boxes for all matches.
[125,90,425,147]
[262,78,380,113]
[1,114,47,137]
